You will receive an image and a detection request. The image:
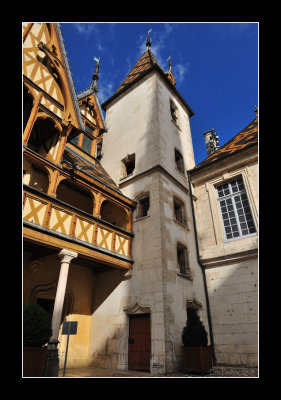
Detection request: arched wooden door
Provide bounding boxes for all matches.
[128,314,151,371]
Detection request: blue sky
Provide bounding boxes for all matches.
[60,22,258,165]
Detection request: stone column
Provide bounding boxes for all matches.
[43,249,77,377]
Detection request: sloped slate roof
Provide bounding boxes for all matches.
[55,23,85,130]
[192,117,258,172]
[63,145,121,192]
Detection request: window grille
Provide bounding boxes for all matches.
[217,177,256,240]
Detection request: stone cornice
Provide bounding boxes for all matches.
[201,248,258,268]
[190,147,258,186]
[119,164,190,195]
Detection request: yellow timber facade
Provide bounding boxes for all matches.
[23,22,135,372]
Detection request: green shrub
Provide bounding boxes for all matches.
[182,308,208,347]
[23,304,52,347]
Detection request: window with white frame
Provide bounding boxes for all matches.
[216,177,256,240]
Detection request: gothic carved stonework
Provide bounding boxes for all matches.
[123,299,151,314]
[185,296,202,310]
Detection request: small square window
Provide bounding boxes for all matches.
[175,149,184,174]
[177,243,189,275]
[173,198,187,225]
[139,196,150,218]
[170,100,178,124]
[122,154,135,177]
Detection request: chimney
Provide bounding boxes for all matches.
[203,128,219,157]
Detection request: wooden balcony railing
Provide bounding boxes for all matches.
[23,185,133,259]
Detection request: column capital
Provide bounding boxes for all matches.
[58,249,78,264]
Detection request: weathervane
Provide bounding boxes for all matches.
[167,56,172,71]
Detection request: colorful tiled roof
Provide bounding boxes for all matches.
[102,48,194,117]
[192,117,258,171]
[115,49,161,94]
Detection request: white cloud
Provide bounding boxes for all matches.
[136,24,181,71]
[97,80,115,104]
[174,63,190,86]
[98,41,104,52]
[73,23,98,39]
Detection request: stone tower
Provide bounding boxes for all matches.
[99,33,211,374]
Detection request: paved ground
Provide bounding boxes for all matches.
[58,365,258,378]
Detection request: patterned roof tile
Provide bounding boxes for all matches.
[193,117,258,171]
[115,50,161,94]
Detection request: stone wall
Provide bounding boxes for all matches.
[191,150,258,366]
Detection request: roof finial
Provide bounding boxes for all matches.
[254,105,258,118]
[167,56,172,72]
[91,56,100,92]
[146,28,152,50]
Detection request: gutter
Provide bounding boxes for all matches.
[187,171,217,366]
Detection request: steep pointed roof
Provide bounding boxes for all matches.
[55,23,85,130]
[191,117,258,172]
[115,49,161,94]
[102,49,194,116]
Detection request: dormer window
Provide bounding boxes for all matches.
[81,134,92,153]
[85,123,94,135]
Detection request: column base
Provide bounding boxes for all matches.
[43,340,60,377]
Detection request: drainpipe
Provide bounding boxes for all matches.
[187,171,217,366]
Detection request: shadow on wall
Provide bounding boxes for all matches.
[205,257,258,366]
[23,249,130,368]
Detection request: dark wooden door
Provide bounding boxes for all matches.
[128,314,151,371]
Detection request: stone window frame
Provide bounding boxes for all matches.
[134,191,150,220]
[205,167,258,245]
[176,242,193,280]
[170,99,181,130]
[173,196,188,227]
[174,148,185,175]
[216,177,256,241]
[120,153,136,179]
